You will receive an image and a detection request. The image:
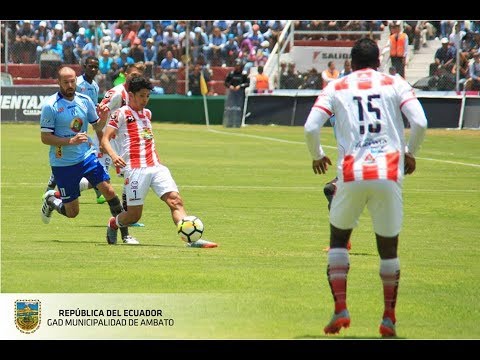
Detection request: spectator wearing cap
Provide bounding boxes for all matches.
[53,23,64,42]
[223,33,239,66]
[112,28,122,43]
[144,38,157,79]
[387,21,408,78]
[138,21,157,47]
[192,27,208,63]
[99,35,120,58]
[62,31,76,64]
[431,37,456,76]
[12,20,36,63]
[35,21,50,63]
[254,45,268,67]
[448,21,466,53]
[74,28,88,63]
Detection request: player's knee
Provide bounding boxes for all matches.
[65,208,80,218]
[376,234,399,259]
[330,224,352,248]
[324,183,336,197]
[100,183,116,200]
[164,192,183,209]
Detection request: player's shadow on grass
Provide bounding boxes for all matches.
[49,240,178,248]
[295,334,404,339]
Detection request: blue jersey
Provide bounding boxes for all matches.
[40,92,99,166]
[76,74,99,104]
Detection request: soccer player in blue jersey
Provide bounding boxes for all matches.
[44,56,107,204]
[40,66,132,244]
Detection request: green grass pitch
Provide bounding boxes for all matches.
[1,122,479,339]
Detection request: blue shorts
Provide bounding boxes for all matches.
[52,153,110,203]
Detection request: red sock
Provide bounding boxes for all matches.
[380,258,400,324]
[327,248,350,313]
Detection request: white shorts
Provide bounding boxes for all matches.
[123,165,179,206]
[329,179,403,237]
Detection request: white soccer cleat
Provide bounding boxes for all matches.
[122,235,140,245]
[41,190,56,224]
[186,239,218,248]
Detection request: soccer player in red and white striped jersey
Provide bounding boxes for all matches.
[101,76,217,249]
[305,38,427,337]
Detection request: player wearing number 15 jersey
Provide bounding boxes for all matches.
[304,38,427,337]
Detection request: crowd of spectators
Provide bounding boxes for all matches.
[2,20,287,92]
[427,21,480,90]
[2,20,480,93]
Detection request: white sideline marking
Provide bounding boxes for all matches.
[207,128,480,168]
[3,183,479,193]
[415,157,480,168]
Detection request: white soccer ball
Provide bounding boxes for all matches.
[177,216,204,243]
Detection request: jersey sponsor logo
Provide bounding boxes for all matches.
[126,115,135,123]
[58,107,64,113]
[140,127,153,140]
[364,153,376,163]
[130,180,139,190]
[70,117,84,132]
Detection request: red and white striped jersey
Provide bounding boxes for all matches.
[107,106,161,169]
[312,69,417,183]
[100,83,129,114]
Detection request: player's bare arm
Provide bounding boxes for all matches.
[41,132,88,146]
[96,103,110,128]
[312,156,332,175]
[100,126,126,168]
[91,121,105,150]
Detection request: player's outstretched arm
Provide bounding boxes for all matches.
[401,98,428,156]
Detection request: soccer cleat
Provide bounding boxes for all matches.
[41,190,56,224]
[106,217,118,245]
[130,222,145,227]
[379,317,397,337]
[186,239,218,248]
[324,309,351,335]
[122,235,140,245]
[323,241,352,252]
[96,195,106,204]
